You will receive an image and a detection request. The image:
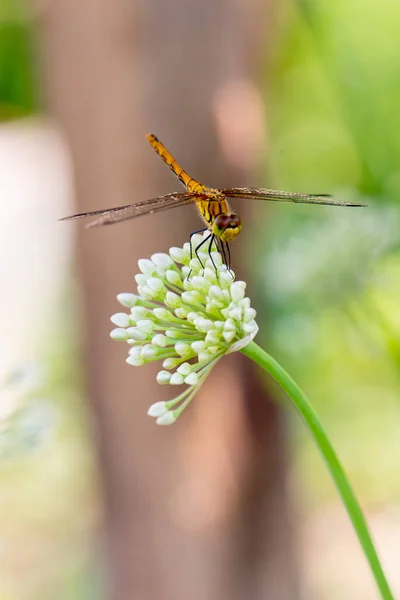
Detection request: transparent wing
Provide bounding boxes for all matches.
[221,187,367,207]
[60,192,199,227]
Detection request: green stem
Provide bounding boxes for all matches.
[241,341,394,600]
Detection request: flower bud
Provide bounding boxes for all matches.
[110,313,131,328]
[148,401,168,416]
[110,328,131,341]
[117,293,138,308]
[151,253,174,269]
[156,411,176,425]
[156,371,172,384]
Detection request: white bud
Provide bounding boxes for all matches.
[170,372,184,385]
[175,342,191,357]
[130,306,149,321]
[208,285,224,301]
[135,273,148,286]
[181,291,195,303]
[156,411,176,425]
[229,307,243,322]
[240,297,251,309]
[127,327,148,341]
[166,329,181,339]
[191,340,206,354]
[205,330,220,345]
[148,401,168,416]
[177,362,191,376]
[223,330,236,343]
[117,293,138,308]
[203,267,217,282]
[170,247,188,264]
[151,253,174,269]
[141,344,158,359]
[165,291,181,309]
[163,358,180,369]
[244,307,257,323]
[191,233,206,248]
[180,267,190,280]
[153,307,173,320]
[243,321,257,334]
[187,311,199,324]
[138,258,156,275]
[230,281,246,302]
[188,258,203,272]
[138,285,155,300]
[175,307,188,319]
[190,276,208,292]
[185,372,199,386]
[110,328,131,341]
[136,319,154,334]
[224,318,237,332]
[147,277,164,293]
[205,258,221,271]
[156,371,172,384]
[219,270,234,286]
[152,334,167,347]
[166,270,182,286]
[126,354,145,366]
[110,312,131,328]
[194,318,214,333]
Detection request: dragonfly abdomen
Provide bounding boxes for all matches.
[146,133,205,195]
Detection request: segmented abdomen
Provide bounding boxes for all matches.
[147,134,205,194]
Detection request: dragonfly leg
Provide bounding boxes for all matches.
[219,239,228,267]
[189,228,208,262]
[215,239,233,278]
[194,233,212,268]
[188,231,211,280]
[207,234,218,275]
[225,242,233,278]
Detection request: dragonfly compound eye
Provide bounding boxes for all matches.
[213,213,242,241]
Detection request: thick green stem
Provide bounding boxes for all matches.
[241,340,394,600]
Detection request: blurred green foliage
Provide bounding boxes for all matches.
[257,0,400,511]
[0,0,37,119]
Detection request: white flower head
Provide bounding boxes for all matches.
[110,233,258,425]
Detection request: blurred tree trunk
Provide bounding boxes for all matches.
[40,1,299,599]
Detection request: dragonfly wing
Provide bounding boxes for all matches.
[221,187,367,207]
[60,192,199,227]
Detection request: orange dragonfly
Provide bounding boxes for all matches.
[62,133,366,271]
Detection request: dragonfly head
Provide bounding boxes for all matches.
[213,213,242,242]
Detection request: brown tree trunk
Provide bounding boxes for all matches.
[39,1,299,599]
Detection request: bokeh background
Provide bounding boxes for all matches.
[1,1,400,599]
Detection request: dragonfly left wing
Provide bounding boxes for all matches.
[60,192,198,227]
[221,187,367,207]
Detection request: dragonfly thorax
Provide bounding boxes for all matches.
[212,213,242,242]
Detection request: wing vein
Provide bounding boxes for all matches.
[221,187,366,207]
[60,192,199,227]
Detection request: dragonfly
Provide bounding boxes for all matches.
[62,133,366,272]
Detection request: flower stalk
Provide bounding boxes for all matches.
[241,341,394,600]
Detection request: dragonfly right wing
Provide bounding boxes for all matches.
[60,192,198,227]
[221,187,367,207]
